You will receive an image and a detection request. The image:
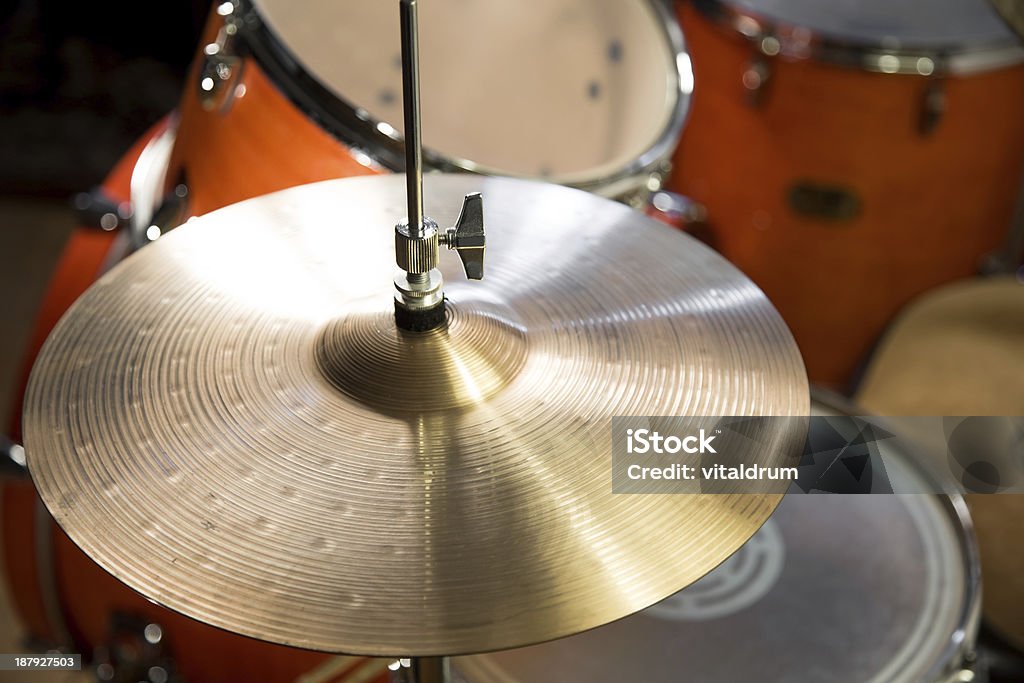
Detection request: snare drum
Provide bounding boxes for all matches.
[454,400,982,683]
[164,0,691,218]
[669,0,1024,386]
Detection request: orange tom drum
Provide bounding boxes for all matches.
[669,0,1024,387]
[161,0,692,221]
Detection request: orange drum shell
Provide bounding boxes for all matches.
[2,120,150,645]
[53,527,375,682]
[165,10,381,217]
[1,121,382,682]
[670,2,1024,387]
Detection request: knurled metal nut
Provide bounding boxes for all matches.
[395,231,439,273]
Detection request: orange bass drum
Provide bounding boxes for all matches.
[669,0,1024,387]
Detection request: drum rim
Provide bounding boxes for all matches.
[457,392,984,682]
[811,390,983,682]
[692,0,1024,75]
[233,0,692,198]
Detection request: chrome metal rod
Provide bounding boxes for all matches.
[400,0,424,236]
[390,657,451,683]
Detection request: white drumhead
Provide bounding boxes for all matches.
[455,403,972,682]
[252,0,681,184]
[729,0,1017,49]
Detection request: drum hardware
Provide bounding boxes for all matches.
[92,613,178,683]
[390,657,449,683]
[392,0,485,334]
[714,1,957,127]
[671,0,1024,386]
[72,188,133,233]
[168,0,692,218]
[393,191,485,330]
[644,190,715,246]
[128,120,184,251]
[646,190,708,226]
[65,121,184,256]
[692,0,1024,75]
[920,77,949,135]
[69,178,187,255]
[139,183,191,245]
[197,1,244,113]
[0,434,26,474]
[738,29,782,106]
[357,1,469,673]
[70,182,188,256]
[787,181,862,221]
[742,53,774,105]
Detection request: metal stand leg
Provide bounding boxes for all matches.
[389,657,451,683]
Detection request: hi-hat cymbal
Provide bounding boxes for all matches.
[24,174,808,657]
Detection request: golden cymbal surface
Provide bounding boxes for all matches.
[24,175,808,656]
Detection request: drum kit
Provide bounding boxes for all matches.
[2,0,1023,682]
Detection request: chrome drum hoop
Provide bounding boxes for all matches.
[812,390,983,682]
[692,0,1024,75]
[221,0,692,200]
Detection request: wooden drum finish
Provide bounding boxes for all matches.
[669,0,1024,387]
[165,17,380,217]
[0,124,385,683]
[165,0,689,217]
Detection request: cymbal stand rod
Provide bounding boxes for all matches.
[389,656,452,683]
[391,0,486,332]
[400,0,424,237]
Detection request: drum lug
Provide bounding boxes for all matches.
[131,183,190,250]
[72,188,132,232]
[198,2,244,113]
[919,78,947,136]
[788,181,862,221]
[0,435,27,477]
[743,35,780,106]
[93,613,179,683]
[646,190,715,247]
[646,190,708,227]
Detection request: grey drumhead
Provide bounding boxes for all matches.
[729,0,1018,50]
[455,414,973,682]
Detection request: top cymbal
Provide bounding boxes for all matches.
[991,0,1024,40]
[24,174,808,657]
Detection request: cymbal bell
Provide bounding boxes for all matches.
[24,174,808,656]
